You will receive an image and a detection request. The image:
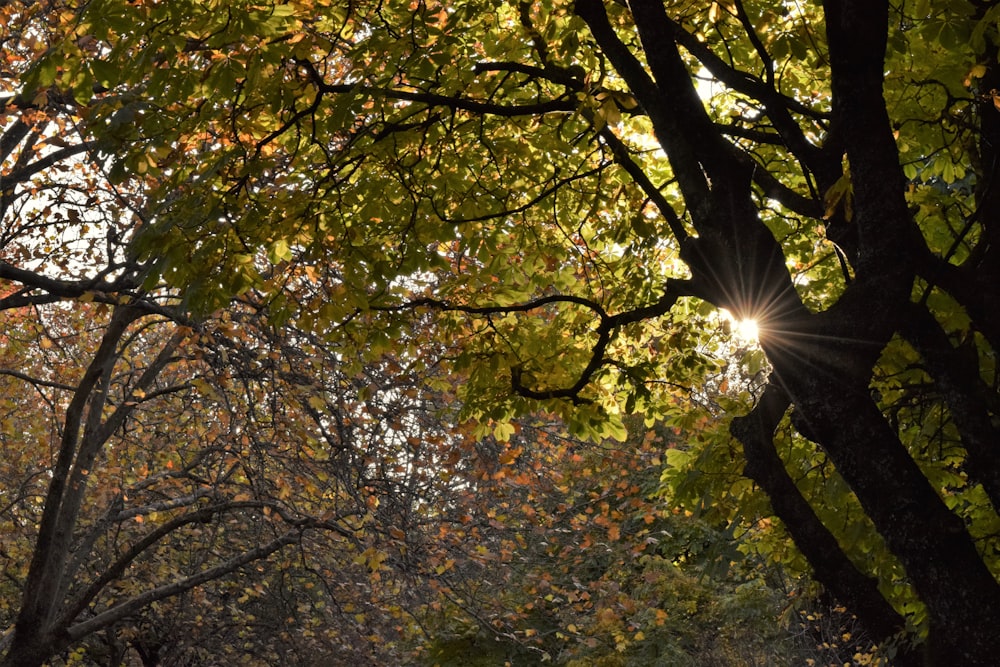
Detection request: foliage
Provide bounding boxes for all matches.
[4,0,1000,665]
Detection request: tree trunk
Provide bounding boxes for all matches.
[763,315,1000,664]
[0,632,70,667]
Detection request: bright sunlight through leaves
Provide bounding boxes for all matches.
[720,309,760,344]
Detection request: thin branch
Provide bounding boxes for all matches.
[596,126,690,243]
[65,529,301,640]
[0,369,74,392]
[307,69,578,118]
[733,0,775,85]
[472,61,584,88]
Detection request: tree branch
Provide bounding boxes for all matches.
[401,281,696,402]
[65,529,301,640]
[12,305,143,640]
[596,126,691,243]
[310,76,578,118]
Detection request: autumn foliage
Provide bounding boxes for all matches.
[2,0,1000,665]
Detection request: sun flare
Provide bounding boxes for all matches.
[734,318,759,343]
[720,309,761,344]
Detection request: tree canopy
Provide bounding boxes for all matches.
[2,0,1000,664]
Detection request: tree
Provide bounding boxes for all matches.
[10,0,1000,664]
[0,5,494,665]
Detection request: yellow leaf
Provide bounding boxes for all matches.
[598,96,621,128]
[823,170,853,221]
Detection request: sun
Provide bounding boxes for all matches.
[720,309,761,344]
[733,317,760,343]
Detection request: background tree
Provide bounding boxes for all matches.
[0,4,485,664]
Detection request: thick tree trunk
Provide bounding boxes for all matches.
[0,632,70,667]
[812,3,1000,661]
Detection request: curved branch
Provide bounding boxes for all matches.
[438,164,606,226]
[0,369,74,392]
[404,280,697,402]
[60,503,227,627]
[0,261,140,306]
[472,61,585,89]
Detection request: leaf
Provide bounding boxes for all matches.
[823,170,853,221]
[268,239,293,263]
